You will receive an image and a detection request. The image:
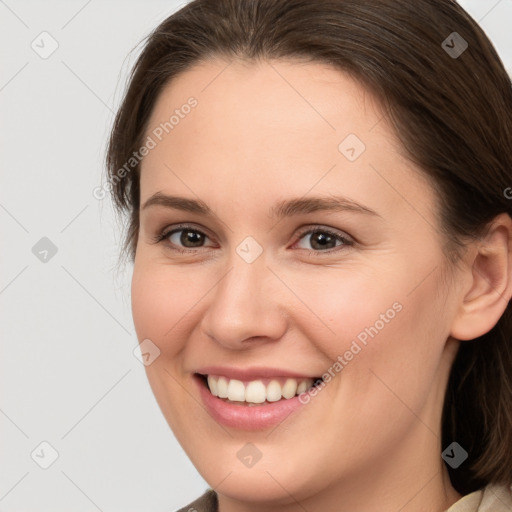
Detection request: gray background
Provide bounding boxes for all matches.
[1,1,511,511]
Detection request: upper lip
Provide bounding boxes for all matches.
[195,366,321,381]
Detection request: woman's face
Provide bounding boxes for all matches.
[132,59,463,508]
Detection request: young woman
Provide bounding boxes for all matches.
[105,0,512,510]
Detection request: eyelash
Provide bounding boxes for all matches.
[152,223,354,256]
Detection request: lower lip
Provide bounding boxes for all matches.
[194,374,312,430]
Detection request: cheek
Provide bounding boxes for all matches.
[131,265,165,343]
[292,267,403,357]
[333,274,449,426]
[131,260,196,351]
[130,261,196,430]
[312,262,448,412]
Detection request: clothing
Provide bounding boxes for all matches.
[176,488,217,512]
[446,484,512,511]
[175,484,512,511]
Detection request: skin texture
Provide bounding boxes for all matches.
[131,58,512,512]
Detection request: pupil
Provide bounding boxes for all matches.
[178,230,337,250]
[312,232,335,250]
[182,230,203,247]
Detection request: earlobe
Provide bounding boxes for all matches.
[450,213,512,341]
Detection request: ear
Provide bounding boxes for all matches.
[450,213,512,341]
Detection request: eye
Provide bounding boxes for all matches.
[153,224,214,253]
[153,224,354,255]
[293,226,354,254]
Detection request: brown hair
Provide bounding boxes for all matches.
[105,0,512,495]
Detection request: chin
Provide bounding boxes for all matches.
[195,452,336,506]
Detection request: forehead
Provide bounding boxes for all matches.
[139,58,437,227]
[145,57,386,148]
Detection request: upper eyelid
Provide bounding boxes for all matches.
[163,223,216,242]
[161,223,353,247]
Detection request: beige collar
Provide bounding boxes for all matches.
[445,484,512,512]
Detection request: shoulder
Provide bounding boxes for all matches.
[479,483,512,511]
[174,488,218,512]
[446,483,512,512]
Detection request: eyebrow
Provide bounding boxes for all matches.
[141,192,382,219]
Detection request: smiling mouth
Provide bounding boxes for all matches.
[196,373,324,406]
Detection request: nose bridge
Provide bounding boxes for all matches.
[200,240,286,348]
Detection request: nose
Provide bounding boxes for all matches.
[200,248,288,350]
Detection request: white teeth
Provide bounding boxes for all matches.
[205,375,317,404]
[217,376,229,398]
[266,380,282,402]
[227,379,245,401]
[296,380,309,394]
[245,381,267,403]
[282,378,298,399]
[207,375,218,396]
